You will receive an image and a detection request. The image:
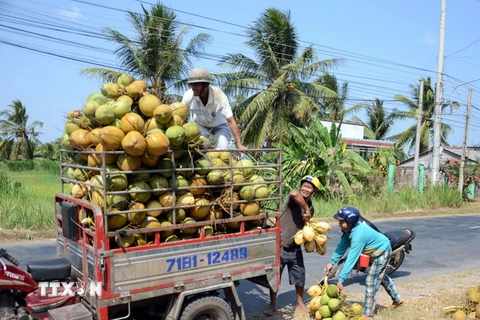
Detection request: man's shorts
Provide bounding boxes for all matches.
[280,246,305,287]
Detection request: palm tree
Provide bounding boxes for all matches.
[389,77,454,155]
[352,99,394,140]
[315,73,365,121]
[81,2,211,102]
[219,8,340,148]
[0,99,43,160]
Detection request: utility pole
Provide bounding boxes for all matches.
[413,80,424,188]
[432,0,447,186]
[458,88,472,193]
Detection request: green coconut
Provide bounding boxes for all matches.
[87,92,108,105]
[318,305,331,318]
[145,200,164,217]
[327,298,341,312]
[83,100,100,117]
[112,100,131,119]
[117,73,135,87]
[148,175,169,195]
[207,170,224,185]
[181,217,198,235]
[320,294,330,306]
[107,212,128,230]
[107,194,130,210]
[165,125,186,146]
[331,310,347,320]
[61,133,74,150]
[101,82,125,98]
[106,172,128,191]
[235,159,256,178]
[116,95,133,107]
[128,181,152,203]
[167,209,186,224]
[157,158,175,178]
[95,103,116,125]
[170,175,188,193]
[183,122,201,142]
[254,184,269,199]
[239,185,255,200]
[195,157,213,175]
[326,284,339,298]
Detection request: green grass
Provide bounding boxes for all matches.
[0,170,59,230]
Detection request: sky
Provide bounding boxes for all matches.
[1,0,480,152]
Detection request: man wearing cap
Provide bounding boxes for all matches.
[182,67,247,150]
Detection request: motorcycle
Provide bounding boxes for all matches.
[0,248,82,320]
[327,216,415,281]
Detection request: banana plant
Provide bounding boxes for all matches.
[275,118,371,197]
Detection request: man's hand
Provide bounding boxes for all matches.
[324,263,333,277]
[237,143,248,150]
[336,282,343,291]
[303,209,311,221]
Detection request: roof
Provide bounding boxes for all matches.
[399,146,480,165]
[341,138,394,148]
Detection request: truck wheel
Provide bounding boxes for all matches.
[180,296,234,320]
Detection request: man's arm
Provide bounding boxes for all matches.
[226,116,247,150]
[289,190,311,221]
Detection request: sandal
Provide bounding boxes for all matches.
[388,300,405,310]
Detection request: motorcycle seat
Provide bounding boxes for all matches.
[26,258,71,282]
[383,228,415,250]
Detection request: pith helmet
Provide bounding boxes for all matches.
[187,67,211,84]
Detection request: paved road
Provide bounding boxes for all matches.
[3,214,480,318]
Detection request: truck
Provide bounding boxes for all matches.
[52,147,283,319]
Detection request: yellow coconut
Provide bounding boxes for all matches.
[71,184,88,198]
[115,232,135,248]
[107,212,128,230]
[85,128,101,146]
[153,104,173,124]
[139,94,161,117]
[294,230,304,245]
[311,221,332,234]
[304,240,316,253]
[254,184,269,199]
[314,234,328,246]
[99,126,125,150]
[145,131,170,156]
[69,129,92,150]
[139,216,161,237]
[145,199,164,217]
[159,192,174,207]
[239,186,255,200]
[87,143,118,167]
[143,117,164,134]
[101,82,125,98]
[302,225,316,242]
[128,181,151,203]
[141,152,160,168]
[181,217,198,235]
[126,81,146,99]
[170,101,189,121]
[120,113,145,133]
[189,198,211,220]
[189,174,208,196]
[116,153,142,171]
[307,285,323,298]
[122,131,147,156]
[117,73,135,87]
[177,192,195,205]
[166,209,186,224]
[240,201,260,216]
[183,122,201,142]
[116,94,133,106]
[127,202,146,225]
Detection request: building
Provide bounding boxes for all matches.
[399,146,480,168]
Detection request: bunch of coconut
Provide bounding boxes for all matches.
[294,220,332,255]
[60,73,277,248]
[306,278,360,320]
[443,285,480,320]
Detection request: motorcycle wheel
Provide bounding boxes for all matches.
[387,250,405,275]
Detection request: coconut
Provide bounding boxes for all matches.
[309,296,321,311]
[254,184,269,199]
[88,143,117,167]
[318,305,331,319]
[452,310,467,320]
[327,298,341,312]
[116,95,133,107]
[127,202,146,225]
[294,230,304,245]
[160,220,174,239]
[159,192,174,207]
[326,284,339,298]
[165,125,186,146]
[115,233,135,248]
[189,174,207,196]
[153,104,173,124]
[112,100,131,119]
[141,152,160,167]
[121,131,146,156]
[72,168,89,181]
[177,192,195,206]
[167,209,186,224]
[139,216,161,236]
[106,172,128,191]
[157,158,175,178]
[107,194,130,210]
[304,240,315,253]
[170,175,188,194]
[148,175,169,195]
[95,103,116,125]
[189,198,211,220]
[145,131,170,156]
[117,73,135,87]
[303,225,316,242]
[87,92,108,105]
[143,117,164,134]
[181,217,198,235]
[307,285,323,298]
[170,102,189,121]
[116,154,141,171]
[65,121,81,136]
[89,191,105,208]
[145,200,164,217]
[128,181,151,203]
[120,113,145,133]
[101,82,125,98]
[207,170,224,185]
[332,310,346,320]
[164,234,179,243]
[205,207,223,221]
[239,186,255,200]
[86,128,101,146]
[107,212,128,230]
[69,129,91,150]
[195,157,213,175]
[240,201,260,216]
[126,83,145,99]
[235,159,256,178]
[61,133,74,150]
[71,184,88,198]
[177,159,195,178]
[99,126,125,150]
[137,94,159,117]
[183,122,201,142]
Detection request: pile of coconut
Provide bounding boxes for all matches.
[443,285,480,319]
[307,279,364,320]
[60,73,281,248]
[294,220,332,256]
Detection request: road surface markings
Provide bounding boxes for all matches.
[469,226,480,229]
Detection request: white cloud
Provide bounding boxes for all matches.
[58,7,81,21]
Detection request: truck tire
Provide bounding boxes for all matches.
[180,296,234,320]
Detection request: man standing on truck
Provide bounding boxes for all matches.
[182,67,247,150]
[265,175,320,316]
